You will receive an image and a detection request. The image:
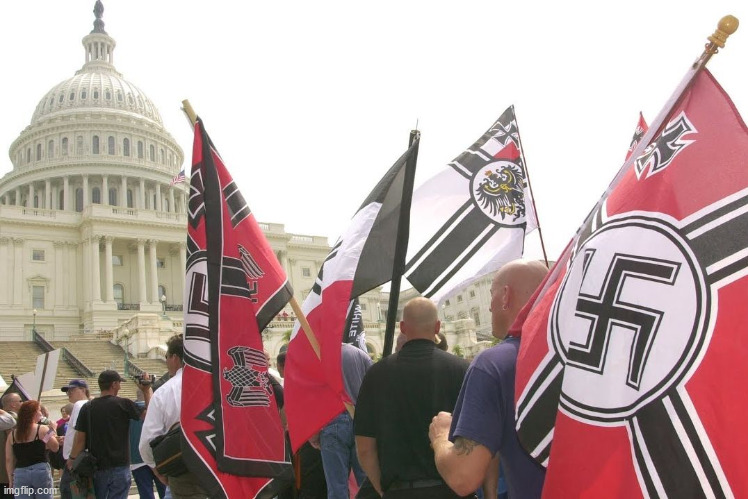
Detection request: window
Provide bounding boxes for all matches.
[69,92,75,101]
[113,284,124,307]
[58,191,64,209]
[469,290,476,298]
[157,258,166,269]
[92,135,100,154]
[48,140,54,159]
[93,89,99,99]
[81,90,87,99]
[32,250,45,262]
[59,94,64,103]
[149,145,155,162]
[76,136,84,155]
[112,255,123,266]
[117,91,123,102]
[471,308,481,327]
[33,195,39,208]
[457,295,463,303]
[458,311,467,319]
[108,136,115,155]
[36,144,42,161]
[137,141,144,159]
[92,187,101,204]
[302,267,311,277]
[75,188,83,212]
[26,148,31,164]
[360,303,367,311]
[127,189,133,208]
[62,137,68,156]
[105,89,111,100]
[32,286,45,309]
[109,188,117,206]
[160,148,165,164]
[123,138,130,157]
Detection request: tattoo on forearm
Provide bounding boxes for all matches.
[453,437,479,456]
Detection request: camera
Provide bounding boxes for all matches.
[133,373,156,386]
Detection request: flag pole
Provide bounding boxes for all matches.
[180,99,321,360]
[512,105,549,267]
[382,129,420,357]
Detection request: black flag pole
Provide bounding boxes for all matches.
[382,129,420,357]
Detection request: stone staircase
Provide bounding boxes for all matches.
[0,341,48,382]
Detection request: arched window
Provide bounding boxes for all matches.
[69,92,75,101]
[470,307,481,327]
[160,148,165,164]
[26,148,31,163]
[105,89,111,100]
[127,189,133,208]
[123,138,130,157]
[36,144,42,161]
[108,188,117,206]
[92,136,100,154]
[48,140,54,158]
[149,145,155,162]
[33,195,39,208]
[152,194,157,210]
[76,136,84,155]
[62,137,69,156]
[137,141,144,159]
[92,187,101,204]
[113,284,124,308]
[117,91,123,102]
[93,89,99,99]
[164,199,170,212]
[75,188,83,212]
[108,136,115,155]
[81,89,87,99]
[58,191,64,210]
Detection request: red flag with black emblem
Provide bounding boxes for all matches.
[182,118,293,498]
[625,112,649,161]
[515,69,748,497]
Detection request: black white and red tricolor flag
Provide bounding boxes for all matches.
[404,105,537,304]
[515,69,748,497]
[182,118,294,498]
[284,136,420,452]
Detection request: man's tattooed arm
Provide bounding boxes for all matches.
[453,437,480,456]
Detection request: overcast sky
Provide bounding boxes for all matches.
[1,0,746,263]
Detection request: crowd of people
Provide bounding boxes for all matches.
[0,258,545,499]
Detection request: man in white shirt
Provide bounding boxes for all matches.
[59,379,91,499]
[139,335,206,499]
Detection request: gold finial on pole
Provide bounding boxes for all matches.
[694,15,739,68]
[181,99,198,127]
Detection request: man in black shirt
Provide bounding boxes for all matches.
[354,297,471,498]
[71,370,152,499]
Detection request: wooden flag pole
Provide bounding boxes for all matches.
[180,99,322,362]
[693,15,739,70]
[512,105,549,268]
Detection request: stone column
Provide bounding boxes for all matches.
[82,175,89,207]
[91,236,101,302]
[68,242,77,307]
[102,175,108,206]
[13,238,24,305]
[178,242,187,275]
[137,239,147,304]
[149,240,158,304]
[28,182,35,208]
[0,238,9,305]
[63,176,70,211]
[155,184,162,212]
[15,187,20,206]
[139,178,145,209]
[54,241,65,308]
[45,180,51,209]
[120,176,127,207]
[169,187,175,213]
[104,236,114,302]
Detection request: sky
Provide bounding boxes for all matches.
[1,0,746,264]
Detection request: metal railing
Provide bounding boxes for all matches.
[33,330,94,377]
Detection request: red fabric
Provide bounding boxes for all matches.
[516,70,748,497]
[182,120,291,498]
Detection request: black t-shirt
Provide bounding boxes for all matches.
[75,395,141,469]
[354,339,469,490]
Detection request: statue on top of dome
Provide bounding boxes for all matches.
[92,0,107,34]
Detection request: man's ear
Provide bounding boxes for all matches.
[434,320,441,334]
[399,320,406,335]
[502,284,511,310]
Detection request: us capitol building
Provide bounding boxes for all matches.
[0,2,491,362]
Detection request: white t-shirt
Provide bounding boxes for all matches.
[63,399,88,459]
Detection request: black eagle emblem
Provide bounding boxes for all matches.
[222,346,272,407]
[474,161,527,222]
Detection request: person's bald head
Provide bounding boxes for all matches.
[399,297,440,341]
[2,392,21,412]
[490,259,548,340]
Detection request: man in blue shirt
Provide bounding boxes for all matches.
[429,260,548,498]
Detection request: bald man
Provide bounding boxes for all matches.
[354,298,470,498]
[429,260,549,498]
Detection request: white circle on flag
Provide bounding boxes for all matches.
[470,160,527,226]
[550,214,709,423]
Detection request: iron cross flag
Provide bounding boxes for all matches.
[182,118,293,498]
[405,105,537,304]
[515,69,748,497]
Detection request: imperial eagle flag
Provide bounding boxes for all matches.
[182,118,294,499]
[285,136,420,452]
[404,105,537,304]
[515,69,748,497]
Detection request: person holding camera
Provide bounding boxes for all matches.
[139,335,207,499]
[69,370,153,499]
